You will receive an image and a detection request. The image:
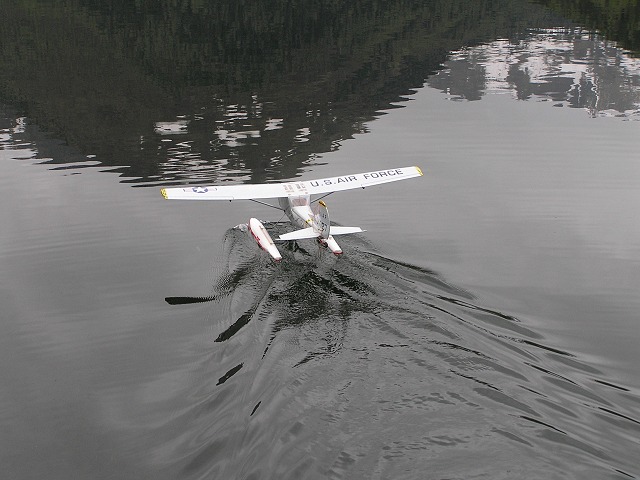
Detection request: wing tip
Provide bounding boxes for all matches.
[414,166,424,176]
[160,188,168,199]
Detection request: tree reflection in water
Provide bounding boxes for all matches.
[428,28,640,118]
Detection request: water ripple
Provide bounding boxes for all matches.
[150,231,640,479]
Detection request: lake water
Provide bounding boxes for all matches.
[1,2,640,479]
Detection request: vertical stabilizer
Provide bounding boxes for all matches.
[314,200,331,239]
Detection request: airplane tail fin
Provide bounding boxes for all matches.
[278,201,364,248]
[315,201,364,236]
[313,201,331,239]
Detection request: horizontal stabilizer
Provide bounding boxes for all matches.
[278,227,319,241]
[330,226,365,236]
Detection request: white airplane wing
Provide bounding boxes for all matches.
[161,166,423,200]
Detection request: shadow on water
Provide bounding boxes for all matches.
[162,227,640,479]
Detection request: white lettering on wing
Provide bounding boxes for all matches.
[363,169,404,180]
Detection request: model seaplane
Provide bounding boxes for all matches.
[161,166,423,261]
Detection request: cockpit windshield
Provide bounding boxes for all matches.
[288,195,310,207]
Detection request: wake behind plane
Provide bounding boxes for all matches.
[161,166,423,261]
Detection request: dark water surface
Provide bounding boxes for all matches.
[2,1,640,479]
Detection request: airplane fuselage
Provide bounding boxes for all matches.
[275,195,342,255]
[278,195,314,230]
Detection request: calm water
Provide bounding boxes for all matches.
[2,2,640,479]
